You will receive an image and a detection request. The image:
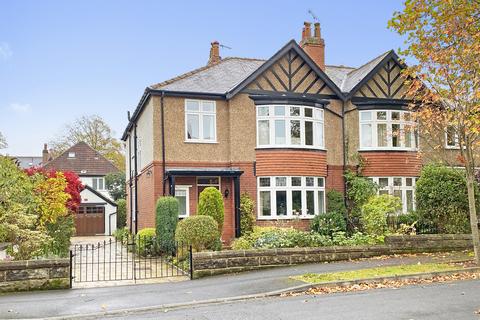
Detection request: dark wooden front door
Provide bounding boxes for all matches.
[75,206,105,236]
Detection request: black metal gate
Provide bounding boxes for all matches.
[70,236,192,286]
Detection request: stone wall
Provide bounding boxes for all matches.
[0,259,70,293]
[192,234,473,278]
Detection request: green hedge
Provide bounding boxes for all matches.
[155,196,179,254]
[116,199,127,229]
[175,215,219,252]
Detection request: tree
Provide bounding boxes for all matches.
[0,131,6,149]
[50,115,125,170]
[105,172,126,201]
[389,0,480,263]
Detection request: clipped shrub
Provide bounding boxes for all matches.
[136,228,157,256]
[44,214,75,258]
[416,164,476,233]
[240,193,255,235]
[197,187,224,233]
[175,215,219,252]
[155,196,179,254]
[116,199,127,229]
[310,211,347,237]
[326,190,347,215]
[361,194,401,236]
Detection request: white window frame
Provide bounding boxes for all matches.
[359,110,418,151]
[92,177,105,191]
[184,99,217,143]
[257,176,325,219]
[369,176,417,214]
[445,126,460,149]
[256,105,325,149]
[175,185,191,218]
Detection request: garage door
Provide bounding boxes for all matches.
[75,206,105,236]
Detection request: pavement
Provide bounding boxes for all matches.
[112,279,480,320]
[0,251,472,319]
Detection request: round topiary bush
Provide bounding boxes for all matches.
[155,196,179,254]
[197,187,224,233]
[175,215,219,252]
[136,228,157,256]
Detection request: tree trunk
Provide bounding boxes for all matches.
[466,171,480,264]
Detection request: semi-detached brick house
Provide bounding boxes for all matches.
[122,22,465,242]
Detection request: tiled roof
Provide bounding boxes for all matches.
[151,57,265,94]
[43,142,120,176]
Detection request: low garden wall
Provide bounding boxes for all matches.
[192,234,473,278]
[0,259,70,293]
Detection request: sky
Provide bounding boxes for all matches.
[0,0,406,156]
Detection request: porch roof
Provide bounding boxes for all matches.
[165,167,244,177]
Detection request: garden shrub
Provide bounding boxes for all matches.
[344,170,378,229]
[175,215,219,252]
[197,187,224,233]
[391,211,437,234]
[240,193,255,235]
[116,199,127,229]
[44,214,75,258]
[310,211,347,237]
[361,194,401,236]
[416,164,476,233]
[136,228,157,256]
[155,196,179,253]
[326,190,347,215]
[113,227,130,243]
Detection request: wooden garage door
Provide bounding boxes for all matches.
[75,206,105,236]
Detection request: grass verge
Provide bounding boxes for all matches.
[293,263,459,284]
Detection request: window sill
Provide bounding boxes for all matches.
[445,146,461,150]
[256,146,327,151]
[257,215,318,220]
[184,140,218,144]
[358,148,418,152]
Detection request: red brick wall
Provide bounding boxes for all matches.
[255,149,327,176]
[326,165,344,193]
[359,151,421,177]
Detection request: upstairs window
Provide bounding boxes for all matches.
[359,110,417,151]
[256,105,324,149]
[92,177,105,191]
[185,100,216,143]
[445,126,460,149]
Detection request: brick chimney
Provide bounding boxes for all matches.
[42,143,49,164]
[300,22,325,70]
[207,41,221,65]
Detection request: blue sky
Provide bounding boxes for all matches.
[0,0,405,156]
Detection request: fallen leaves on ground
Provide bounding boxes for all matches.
[282,272,479,297]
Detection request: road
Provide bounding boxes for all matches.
[114,280,480,320]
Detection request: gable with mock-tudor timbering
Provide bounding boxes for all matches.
[227,40,343,99]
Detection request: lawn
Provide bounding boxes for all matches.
[293,263,459,284]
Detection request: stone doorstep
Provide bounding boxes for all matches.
[285,267,480,294]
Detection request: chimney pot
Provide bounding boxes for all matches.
[42,143,49,164]
[208,41,221,65]
[314,22,321,39]
[303,21,312,39]
[299,22,326,70]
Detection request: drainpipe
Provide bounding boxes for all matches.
[161,91,167,196]
[342,100,348,206]
[127,112,133,234]
[133,123,138,235]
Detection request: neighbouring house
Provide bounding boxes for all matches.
[13,156,44,169]
[42,142,120,236]
[122,22,468,242]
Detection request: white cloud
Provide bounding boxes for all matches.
[9,103,31,113]
[0,42,12,60]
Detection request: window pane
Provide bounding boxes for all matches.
[405,127,412,147]
[305,121,313,146]
[276,177,287,187]
[202,102,214,112]
[377,111,387,120]
[304,108,313,118]
[187,114,200,139]
[392,124,400,147]
[306,177,314,186]
[318,178,324,187]
[361,124,372,147]
[99,178,104,190]
[393,178,402,186]
[446,126,456,146]
[259,177,270,187]
[377,123,387,147]
[318,190,325,213]
[379,178,389,188]
[393,189,402,203]
[203,115,215,140]
[315,122,324,147]
[379,190,389,195]
[176,191,187,216]
[314,109,323,120]
[406,190,414,212]
[258,106,269,116]
[360,111,372,121]
[92,178,98,190]
[258,120,270,145]
[260,191,271,216]
[291,177,301,186]
[198,177,219,185]
[290,120,301,145]
[292,191,302,215]
[406,178,413,186]
[276,191,287,216]
[290,106,300,116]
[275,120,286,144]
[307,191,315,215]
[391,112,400,120]
[404,112,412,121]
[274,106,285,116]
[186,100,199,112]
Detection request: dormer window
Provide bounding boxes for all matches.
[68,152,76,158]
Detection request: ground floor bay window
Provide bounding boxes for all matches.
[257,176,325,219]
[368,177,417,213]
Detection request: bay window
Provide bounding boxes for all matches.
[359,110,417,150]
[369,177,417,213]
[185,100,216,143]
[257,105,324,149]
[257,176,325,219]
